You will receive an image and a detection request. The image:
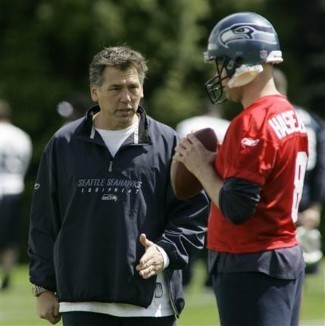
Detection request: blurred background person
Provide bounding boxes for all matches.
[176,101,230,141]
[175,101,230,289]
[0,99,32,290]
[273,68,325,275]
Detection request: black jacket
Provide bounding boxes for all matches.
[28,105,209,316]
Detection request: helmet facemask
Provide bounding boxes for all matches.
[204,57,237,104]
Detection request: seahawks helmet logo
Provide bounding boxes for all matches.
[218,23,278,48]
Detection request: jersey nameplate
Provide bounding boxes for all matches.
[268,110,306,139]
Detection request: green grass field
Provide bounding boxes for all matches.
[0,261,324,326]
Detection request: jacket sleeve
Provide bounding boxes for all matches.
[155,189,210,270]
[28,139,60,292]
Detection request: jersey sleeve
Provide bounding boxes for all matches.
[218,112,278,186]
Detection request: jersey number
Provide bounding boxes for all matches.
[291,152,308,222]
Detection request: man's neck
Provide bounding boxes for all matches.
[241,68,280,108]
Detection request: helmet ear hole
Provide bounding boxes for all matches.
[225,59,236,76]
[235,57,244,66]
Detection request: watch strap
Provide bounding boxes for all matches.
[32,285,48,297]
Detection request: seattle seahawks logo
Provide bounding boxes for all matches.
[218,24,277,48]
[101,193,118,201]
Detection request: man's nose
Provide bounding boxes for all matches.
[120,88,132,102]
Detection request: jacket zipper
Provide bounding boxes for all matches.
[108,160,113,172]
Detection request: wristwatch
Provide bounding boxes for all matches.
[32,285,48,297]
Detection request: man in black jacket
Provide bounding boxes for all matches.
[28,46,209,326]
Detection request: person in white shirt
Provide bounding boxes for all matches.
[176,101,230,142]
[0,99,32,290]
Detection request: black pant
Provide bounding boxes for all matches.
[211,271,304,326]
[0,194,22,249]
[61,312,177,326]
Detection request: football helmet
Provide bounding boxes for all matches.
[204,12,283,104]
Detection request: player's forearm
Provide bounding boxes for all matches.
[195,163,223,208]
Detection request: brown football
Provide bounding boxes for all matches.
[171,128,218,200]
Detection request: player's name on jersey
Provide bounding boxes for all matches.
[268,110,307,139]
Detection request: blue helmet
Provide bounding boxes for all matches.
[204,12,283,104]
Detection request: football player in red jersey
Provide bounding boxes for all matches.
[173,12,308,326]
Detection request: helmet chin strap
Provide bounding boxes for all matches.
[228,64,263,88]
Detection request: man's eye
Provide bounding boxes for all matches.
[129,85,139,91]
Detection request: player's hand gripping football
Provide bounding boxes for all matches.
[136,233,164,279]
[173,132,216,179]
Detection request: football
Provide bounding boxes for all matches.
[171,128,218,200]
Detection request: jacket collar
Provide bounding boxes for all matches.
[79,105,152,144]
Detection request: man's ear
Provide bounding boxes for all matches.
[90,86,98,102]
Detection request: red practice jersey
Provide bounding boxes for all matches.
[207,95,309,254]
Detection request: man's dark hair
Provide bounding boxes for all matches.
[89,46,148,87]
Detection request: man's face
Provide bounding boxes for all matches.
[91,66,144,130]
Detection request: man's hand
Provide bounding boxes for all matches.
[36,291,61,324]
[173,133,216,178]
[136,233,164,279]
